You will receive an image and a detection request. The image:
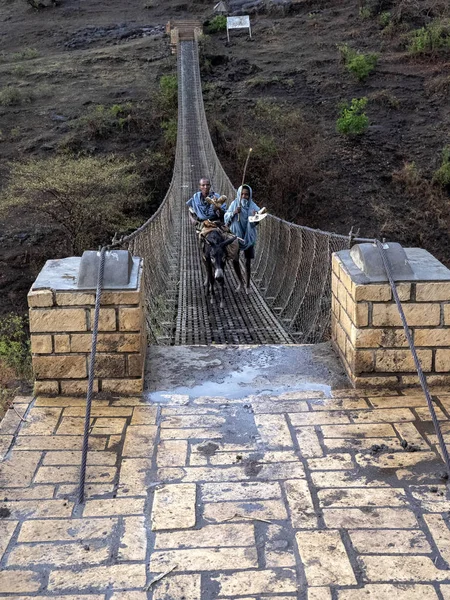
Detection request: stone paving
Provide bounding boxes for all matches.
[1,389,450,598]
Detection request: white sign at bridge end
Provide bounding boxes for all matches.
[227,15,252,42]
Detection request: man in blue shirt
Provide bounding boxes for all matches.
[188,177,245,291]
[186,178,227,227]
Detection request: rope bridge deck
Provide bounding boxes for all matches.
[126,40,349,345]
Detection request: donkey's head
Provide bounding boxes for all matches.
[205,230,236,282]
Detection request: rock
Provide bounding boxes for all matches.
[14,233,29,243]
[50,114,68,122]
[64,23,164,49]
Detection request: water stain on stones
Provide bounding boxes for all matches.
[197,441,219,456]
[243,459,263,477]
[0,506,11,518]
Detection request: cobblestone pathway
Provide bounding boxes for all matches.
[1,389,450,598]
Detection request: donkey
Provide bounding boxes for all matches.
[202,228,241,308]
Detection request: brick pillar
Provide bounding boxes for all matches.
[332,249,450,388]
[28,257,146,396]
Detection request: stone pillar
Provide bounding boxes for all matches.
[332,246,450,388]
[28,256,146,396]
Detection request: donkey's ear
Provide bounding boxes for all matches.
[221,236,237,248]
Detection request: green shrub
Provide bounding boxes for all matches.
[338,44,378,81]
[433,146,450,186]
[10,127,21,140]
[253,134,278,158]
[253,99,305,131]
[336,97,369,136]
[0,315,32,381]
[407,19,450,55]
[379,11,391,26]
[208,15,227,34]
[138,149,173,201]
[12,64,28,76]
[359,5,372,19]
[11,47,39,61]
[0,47,39,64]
[155,74,178,118]
[73,103,136,139]
[0,86,33,106]
[0,155,146,253]
[426,74,450,99]
[152,74,178,146]
[348,53,378,81]
[162,117,177,147]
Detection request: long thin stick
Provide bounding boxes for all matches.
[6,398,28,422]
[144,565,177,591]
[238,147,252,222]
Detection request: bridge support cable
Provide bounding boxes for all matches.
[376,240,450,477]
[78,247,106,505]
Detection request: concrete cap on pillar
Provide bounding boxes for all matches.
[350,242,414,281]
[77,250,134,289]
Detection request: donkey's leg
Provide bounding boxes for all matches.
[205,259,214,300]
[201,256,209,288]
[206,260,215,304]
[219,280,226,309]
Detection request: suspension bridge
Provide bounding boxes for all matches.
[126,35,349,346]
[3,23,450,600]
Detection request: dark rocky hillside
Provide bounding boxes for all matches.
[0,0,449,320]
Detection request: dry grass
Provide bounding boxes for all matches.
[0,360,17,422]
[369,89,401,108]
[388,161,450,251]
[425,74,450,98]
[208,99,325,223]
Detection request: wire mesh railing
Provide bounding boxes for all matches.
[118,51,187,344]
[253,218,349,342]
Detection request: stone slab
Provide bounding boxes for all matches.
[336,247,450,284]
[210,569,297,596]
[154,523,255,549]
[48,563,146,591]
[296,530,357,585]
[32,256,141,291]
[149,546,258,572]
[151,483,197,531]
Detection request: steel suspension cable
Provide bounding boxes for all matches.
[376,239,450,477]
[78,246,106,505]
